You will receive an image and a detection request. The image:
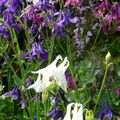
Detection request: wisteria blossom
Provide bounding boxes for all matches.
[28,55,69,92]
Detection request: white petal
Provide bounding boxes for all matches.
[77,104,83,120]
[63,103,74,120]
[63,103,83,120]
[73,103,83,120]
[27,74,45,92]
[55,57,69,92]
[31,55,62,75]
[59,57,69,72]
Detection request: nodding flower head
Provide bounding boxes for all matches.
[98,102,113,120]
[3,85,20,100]
[63,103,83,120]
[27,55,69,93]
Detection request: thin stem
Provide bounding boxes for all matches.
[57,38,67,55]
[48,39,54,64]
[43,101,47,120]
[91,27,101,50]
[93,65,109,113]
[37,94,39,119]
[105,78,114,109]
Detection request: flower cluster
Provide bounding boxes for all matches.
[0,0,119,119]
[3,85,28,109]
[0,0,24,38]
[20,41,48,61]
[94,0,120,32]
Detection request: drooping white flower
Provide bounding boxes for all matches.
[28,55,69,92]
[63,103,83,120]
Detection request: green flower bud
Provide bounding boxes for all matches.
[105,52,111,63]
[85,110,94,120]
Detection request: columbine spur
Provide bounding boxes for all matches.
[63,103,83,120]
[28,55,69,92]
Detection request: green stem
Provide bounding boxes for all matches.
[105,78,114,109]
[43,101,47,120]
[37,95,39,119]
[48,39,54,64]
[91,27,101,50]
[93,65,109,113]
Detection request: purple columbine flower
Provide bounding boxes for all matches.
[20,5,43,24]
[3,10,15,24]
[3,85,28,109]
[20,94,28,109]
[47,107,64,120]
[0,0,24,13]
[111,3,120,20]
[29,24,38,34]
[86,31,92,45]
[25,78,34,88]
[20,100,26,109]
[0,23,10,39]
[3,85,20,100]
[1,5,21,30]
[59,89,67,102]
[94,1,120,32]
[20,41,48,61]
[114,88,120,97]
[52,10,79,36]
[65,72,76,89]
[34,115,37,120]
[98,102,113,120]
[65,0,83,8]
[36,0,55,11]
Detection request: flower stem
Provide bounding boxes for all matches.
[91,27,101,50]
[93,65,109,113]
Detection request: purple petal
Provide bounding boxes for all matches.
[66,72,76,89]
[3,92,12,97]
[0,0,6,5]
[20,52,30,58]
[20,100,25,109]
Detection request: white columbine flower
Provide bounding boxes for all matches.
[28,55,69,92]
[63,103,83,120]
